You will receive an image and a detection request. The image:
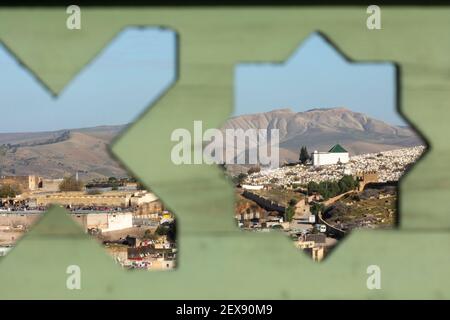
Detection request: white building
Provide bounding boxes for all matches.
[72,212,133,233]
[312,144,349,166]
[241,184,264,191]
[130,191,158,206]
[0,246,12,257]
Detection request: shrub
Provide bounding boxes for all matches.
[233,173,248,186]
[86,189,102,195]
[285,206,296,222]
[310,203,324,216]
[143,229,158,240]
[307,175,358,200]
[136,182,146,190]
[156,222,176,242]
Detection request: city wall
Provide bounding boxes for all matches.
[35,192,132,207]
[0,213,42,227]
[0,176,39,192]
[41,179,63,192]
[356,171,379,191]
[0,212,133,233]
[241,191,285,214]
[0,176,62,193]
[363,181,398,190]
[134,200,163,215]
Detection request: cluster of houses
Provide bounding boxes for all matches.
[0,176,178,270]
[235,192,335,261]
[103,213,177,270]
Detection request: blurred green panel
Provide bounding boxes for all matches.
[0,7,449,299]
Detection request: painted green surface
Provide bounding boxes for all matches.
[328,144,348,153]
[0,7,449,299]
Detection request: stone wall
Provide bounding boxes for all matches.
[356,171,379,191]
[0,213,42,227]
[35,192,132,207]
[0,176,30,192]
[134,200,163,215]
[41,179,63,192]
[71,212,133,232]
[241,191,285,214]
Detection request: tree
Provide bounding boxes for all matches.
[338,175,358,193]
[299,146,310,164]
[269,177,279,184]
[307,181,320,194]
[233,173,247,186]
[59,176,84,192]
[155,222,176,242]
[167,222,176,242]
[310,203,324,216]
[143,229,158,240]
[307,175,358,200]
[107,176,122,189]
[136,182,146,190]
[284,205,296,222]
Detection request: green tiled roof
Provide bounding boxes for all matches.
[328,144,347,153]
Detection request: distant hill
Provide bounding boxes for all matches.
[0,125,127,180]
[0,108,425,180]
[222,107,424,168]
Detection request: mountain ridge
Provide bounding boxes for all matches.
[223,107,423,165]
[0,125,126,180]
[0,108,424,179]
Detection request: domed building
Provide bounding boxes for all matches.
[311,144,349,166]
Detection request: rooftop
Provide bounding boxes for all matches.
[328,144,348,153]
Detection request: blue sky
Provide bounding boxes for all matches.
[0,27,176,133]
[235,32,404,126]
[1,30,403,133]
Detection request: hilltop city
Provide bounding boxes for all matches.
[231,144,425,261]
[0,107,425,263]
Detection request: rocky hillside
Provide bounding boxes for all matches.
[0,125,127,180]
[222,107,423,165]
